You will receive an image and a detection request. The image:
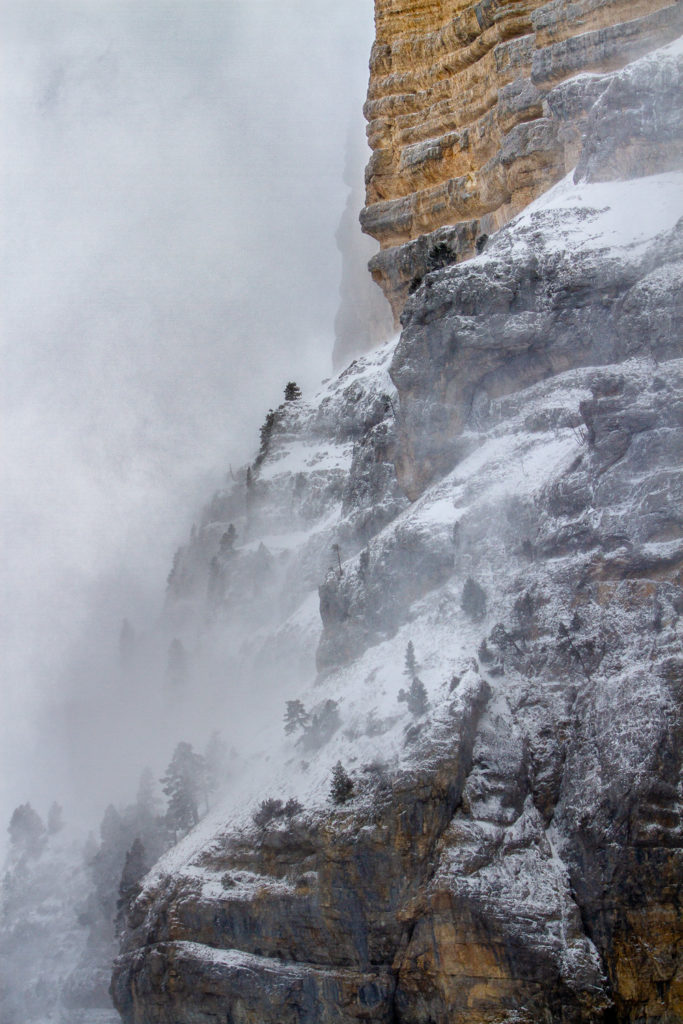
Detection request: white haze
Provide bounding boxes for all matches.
[0,0,376,839]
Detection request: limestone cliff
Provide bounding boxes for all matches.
[362,0,683,317]
[111,31,683,1024]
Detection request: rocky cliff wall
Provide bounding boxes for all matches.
[111,29,683,1024]
[362,0,683,318]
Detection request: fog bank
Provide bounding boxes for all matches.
[0,0,375,834]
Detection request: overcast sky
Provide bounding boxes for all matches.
[0,0,376,834]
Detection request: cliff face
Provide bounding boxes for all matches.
[362,0,683,317]
[111,28,683,1024]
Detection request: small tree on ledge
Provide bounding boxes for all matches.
[329,762,354,805]
[284,381,302,401]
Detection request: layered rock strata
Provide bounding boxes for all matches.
[112,34,683,1024]
[362,0,683,317]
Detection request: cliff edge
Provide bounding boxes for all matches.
[362,0,683,317]
[112,33,682,1024]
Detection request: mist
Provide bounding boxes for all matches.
[0,0,376,836]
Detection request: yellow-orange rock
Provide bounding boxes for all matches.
[362,0,683,318]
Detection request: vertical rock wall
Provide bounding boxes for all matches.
[362,0,683,318]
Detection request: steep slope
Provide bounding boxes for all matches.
[363,0,683,316]
[112,37,683,1024]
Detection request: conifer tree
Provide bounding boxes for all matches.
[284,381,302,401]
[330,762,354,805]
[398,641,429,715]
[404,640,417,680]
[161,742,207,840]
[116,838,147,931]
[284,699,309,735]
[8,803,46,859]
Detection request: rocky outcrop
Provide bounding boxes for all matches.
[111,27,682,1024]
[113,680,491,1023]
[389,37,683,498]
[362,0,683,317]
[113,342,683,1022]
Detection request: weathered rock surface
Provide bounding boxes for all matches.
[363,0,683,317]
[112,207,683,1022]
[111,26,683,1024]
[391,179,683,499]
[113,348,683,1021]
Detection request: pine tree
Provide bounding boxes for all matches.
[284,699,309,735]
[8,803,46,859]
[284,381,302,401]
[161,742,207,840]
[254,408,277,467]
[330,762,354,805]
[398,642,429,715]
[404,640,417,680]
[406,677,429,715]
[116,838,147,931]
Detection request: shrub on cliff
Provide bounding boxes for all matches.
[252,797,303,829]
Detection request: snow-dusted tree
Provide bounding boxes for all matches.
[284,381,302,401]
[8,803,46,859]
[116,838,147,931]
[161,742,207,840]
[404,640,418,680]
[89,804,127,930]
[254,408,277,467]
[284,699,309,735]
[398,641,429,715]
[330,762,354,805]
[398,677,429,716]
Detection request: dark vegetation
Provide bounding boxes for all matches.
[397,641,429,716]
[283,698,341,750]
[329,762,354,805]
[252,797,303,830]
